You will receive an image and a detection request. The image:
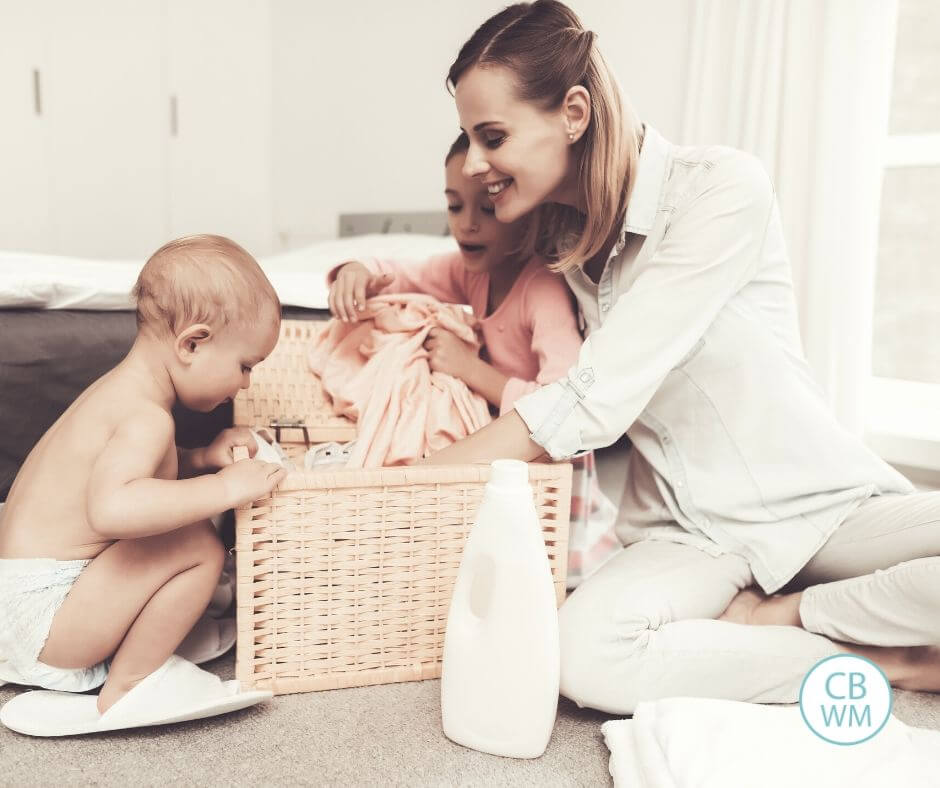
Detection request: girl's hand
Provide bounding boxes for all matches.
[329,261,394,323]
[424,327,479,382]
[202,427,258,470]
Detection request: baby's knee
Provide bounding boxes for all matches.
[175,520,225,571]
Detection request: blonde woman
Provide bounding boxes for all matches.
[428,0,940,713]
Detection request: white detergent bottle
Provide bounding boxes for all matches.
[440,459,560,759]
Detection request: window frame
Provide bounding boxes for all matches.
[867,132,940,481]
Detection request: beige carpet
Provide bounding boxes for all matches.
[1,651,939,787]
[0,651,613,787]
[3,449,939,785]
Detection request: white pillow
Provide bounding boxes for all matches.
[0,233,457,311]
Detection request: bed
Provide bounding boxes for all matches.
[0,233,456,500]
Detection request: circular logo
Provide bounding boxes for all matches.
[799,654,892,745]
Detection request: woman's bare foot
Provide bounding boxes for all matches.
[894,646,940,693]
[717,588,766,625]
[718,587,803,627]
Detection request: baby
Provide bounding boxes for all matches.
[0,234,286,715]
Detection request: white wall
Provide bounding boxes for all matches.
[271,0,692,248]
[0,0,692,257]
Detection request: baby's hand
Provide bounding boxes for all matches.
[202,427,258,470]
[218,458,287,508]
[329,261,394,323]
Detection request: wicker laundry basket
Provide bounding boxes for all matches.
[232,319,572,695]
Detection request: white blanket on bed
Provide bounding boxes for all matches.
[602,697,940,788]
[0,234,456,311]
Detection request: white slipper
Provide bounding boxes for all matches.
[0,615,233,692]
[175,614,236,665]
[0,655,271,736]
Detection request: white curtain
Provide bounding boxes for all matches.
[679,0,898,435]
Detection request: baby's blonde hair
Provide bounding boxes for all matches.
[133,234,280,336]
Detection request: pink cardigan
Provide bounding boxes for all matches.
[330,251,583,415]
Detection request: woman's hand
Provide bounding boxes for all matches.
[424,327,479,382]
[329,261,394,322]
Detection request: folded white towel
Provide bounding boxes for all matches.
[602,697,940,788]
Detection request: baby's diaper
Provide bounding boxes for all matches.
[0,558,107,692]
[304,441,356,470]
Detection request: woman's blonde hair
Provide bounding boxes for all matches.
[447,0,642,273]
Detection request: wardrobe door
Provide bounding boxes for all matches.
[0,1,52,253]
[42,0,167,258]
[165,0,273,256]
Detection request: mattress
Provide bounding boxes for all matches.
[0,232,456,499]
[0,307,326,501]
[0,233,456,311]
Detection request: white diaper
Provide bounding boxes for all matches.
[0,558,108,692]
[250,429,297,470]
[303,441,356,470]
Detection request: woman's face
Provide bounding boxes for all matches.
[445,152,522,273]
[454,65,576,223]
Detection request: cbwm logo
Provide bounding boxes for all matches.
[799,655,893,745]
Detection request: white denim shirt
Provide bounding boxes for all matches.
[514,126,912,593]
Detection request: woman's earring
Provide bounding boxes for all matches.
[568,132,575,142]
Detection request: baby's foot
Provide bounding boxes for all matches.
[717,587,767,625]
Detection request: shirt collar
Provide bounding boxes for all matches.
[622,125,670,237]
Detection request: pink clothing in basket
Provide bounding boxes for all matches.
[324,252,621,585]
[308,293,491,468]
[329,252,582,415]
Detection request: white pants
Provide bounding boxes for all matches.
[558,492,940,714]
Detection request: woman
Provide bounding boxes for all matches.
[427,0,940,713]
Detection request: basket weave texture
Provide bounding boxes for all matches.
[234,319,572,694]
[233,320,356,443]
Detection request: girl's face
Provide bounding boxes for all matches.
[445,151,523,273]
[454,65,577,223]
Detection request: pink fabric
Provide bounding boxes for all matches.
[308,293,491,467]
[327,251,583,414]
[323,255,618,574]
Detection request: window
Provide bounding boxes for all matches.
[868,0,940,478]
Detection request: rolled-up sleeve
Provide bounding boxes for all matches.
[514,153,775,460]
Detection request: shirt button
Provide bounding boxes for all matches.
[601,303,609,312]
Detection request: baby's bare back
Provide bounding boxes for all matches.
[0,367,177,561]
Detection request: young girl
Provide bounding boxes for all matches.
[328,133,619,584]
[427,0,940,713]
[329,133,581,416]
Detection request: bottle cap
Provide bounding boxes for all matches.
[488,459,529,489]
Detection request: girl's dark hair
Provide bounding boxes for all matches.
[445,132,470,165]
[446,0,642,272]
